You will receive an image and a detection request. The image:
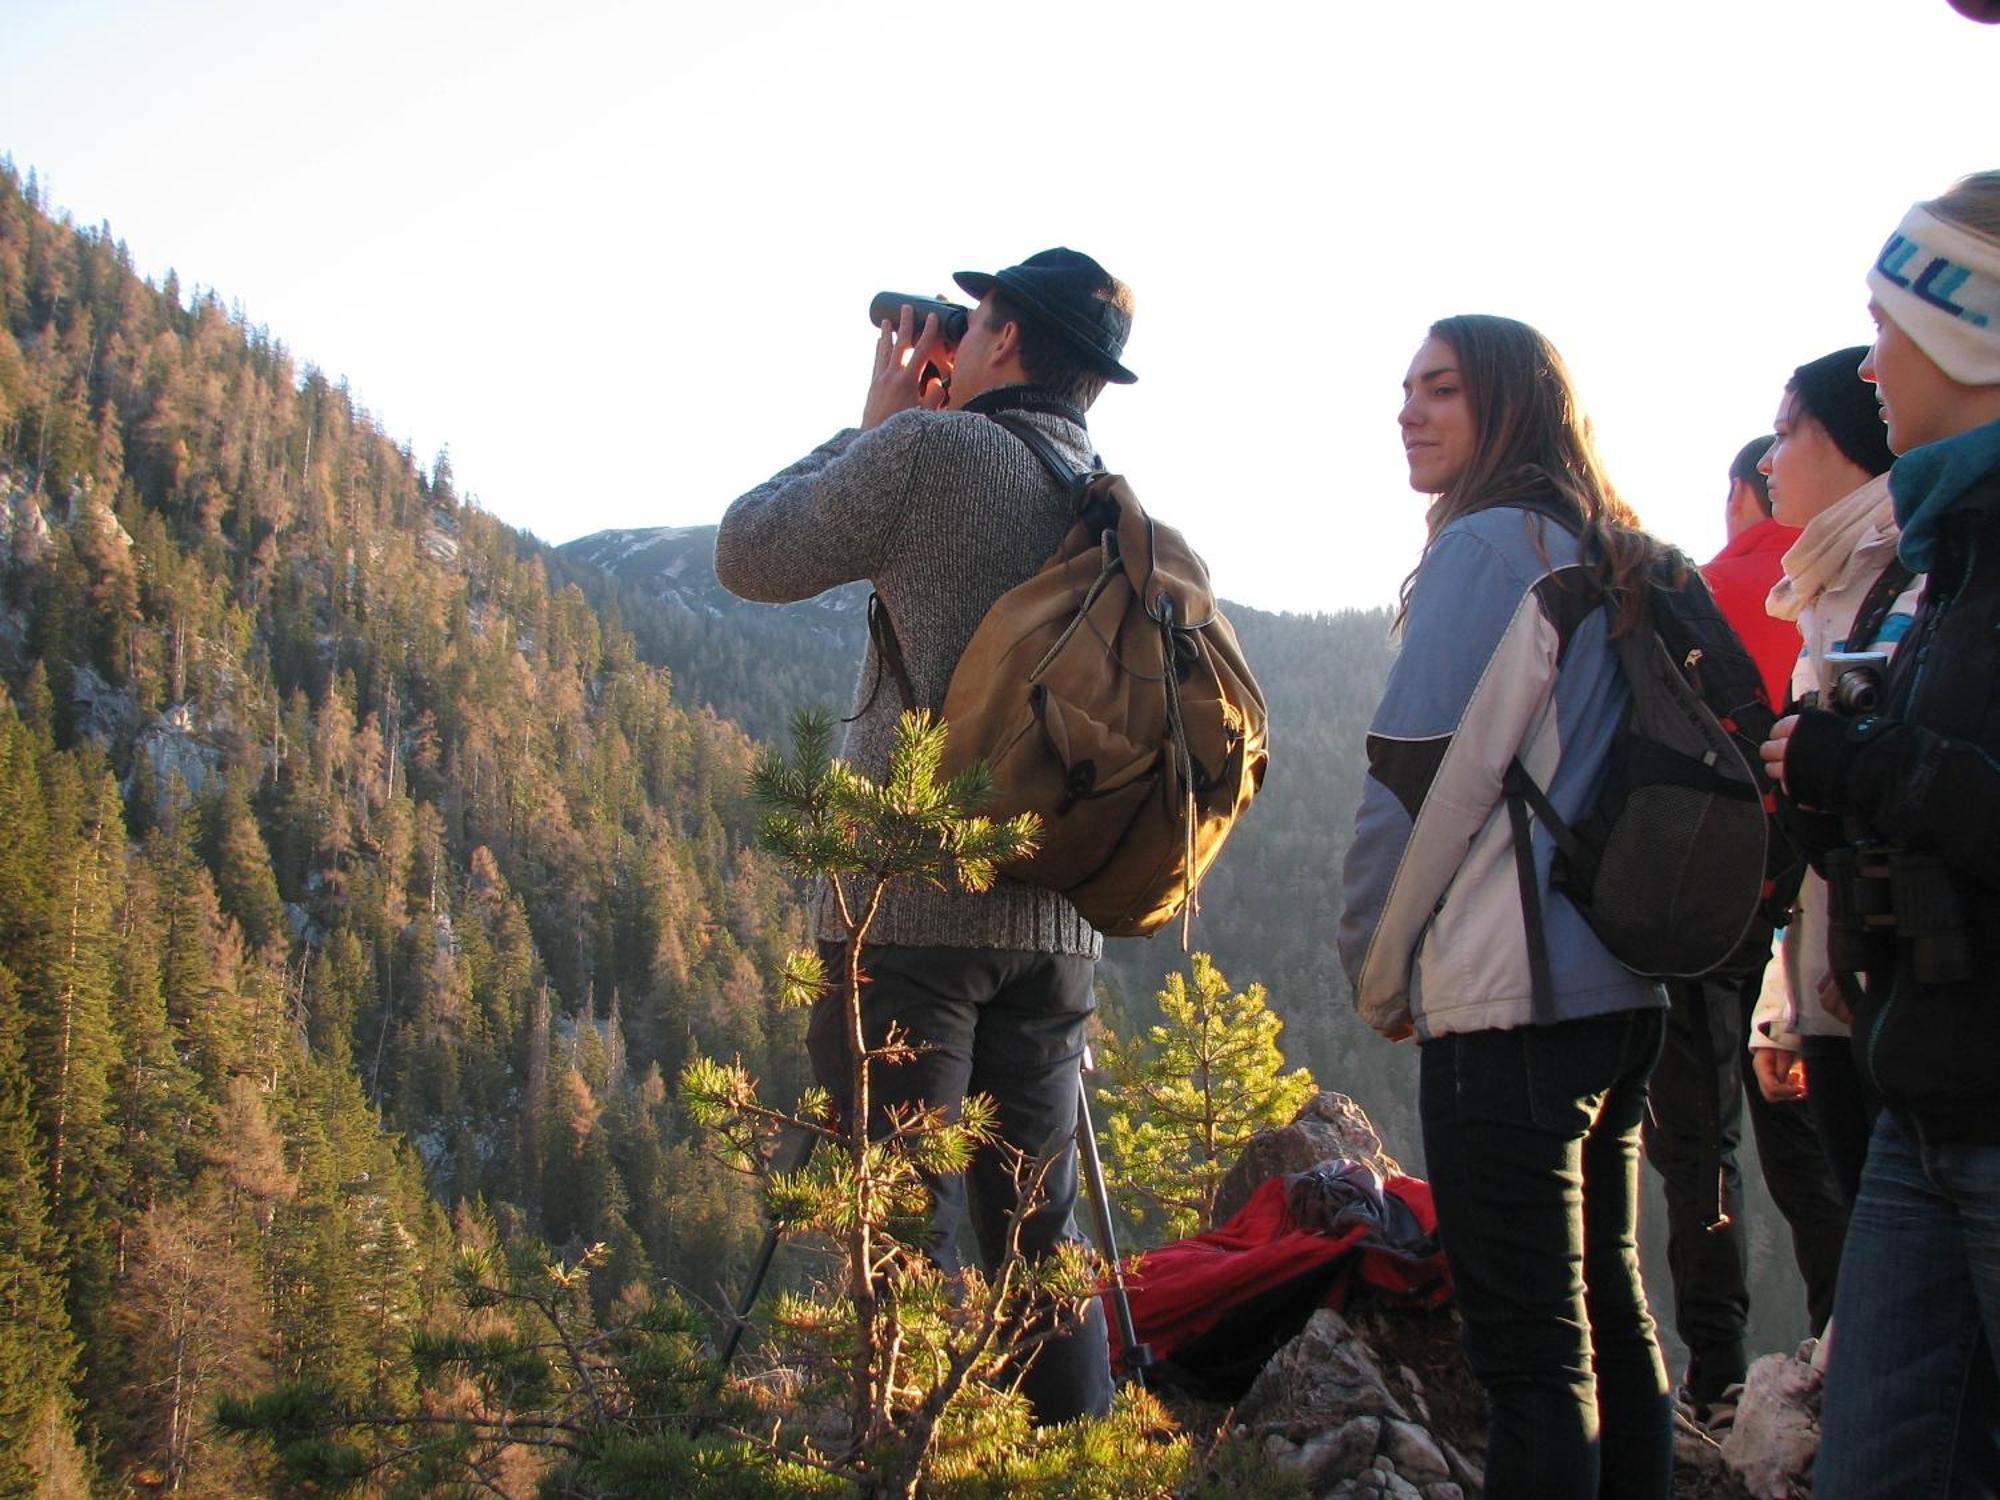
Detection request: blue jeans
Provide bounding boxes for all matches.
[1421,1009,1673,1500]
[1816,1110,2000,1499]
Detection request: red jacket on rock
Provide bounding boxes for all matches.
[1700,517,1803,712]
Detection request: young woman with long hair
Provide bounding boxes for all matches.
[1762,172,2000,1499]
[1339,315,1674,1499]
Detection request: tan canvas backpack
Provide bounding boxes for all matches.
[875,414,1268,940]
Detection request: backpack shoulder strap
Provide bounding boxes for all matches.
[1503,756,1595,1026]
[1502,760,1557,1025]
[990,412,1087,494]
[1842,556,1917,653]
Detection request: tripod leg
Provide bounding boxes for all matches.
[720,1124,817,1367]
[1074,1070,1152,1380]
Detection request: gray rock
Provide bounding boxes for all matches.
[1418,1486,1463,1500]
[1238,1308,1410,1429]
[1286,1416,1380,1486]
[130,700,219,801]
[1214,1091,1399,1225]
[1722,1348,1822,1499]
[1382,1419,1451,1481]
[1441,1440,1484,1493]
[1330,1460,1423,1499]
[71,664,143,751]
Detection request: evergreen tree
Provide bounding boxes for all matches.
[28,751,125,1362]
[682,710,1154,1497]
[0,964,85,1499]
[1099,953,1318,1241]
[204,773,285,952]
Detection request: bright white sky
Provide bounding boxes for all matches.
[3,0,1994,613]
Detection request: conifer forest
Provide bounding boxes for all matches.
[0,161,1810,1495]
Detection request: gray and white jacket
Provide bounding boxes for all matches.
[715,389,1100,957]
[1338,503,1663,1040]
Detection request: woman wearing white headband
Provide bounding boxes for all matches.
[1761,172,2000,1498]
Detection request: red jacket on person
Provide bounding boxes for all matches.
[1700,517,1803,712]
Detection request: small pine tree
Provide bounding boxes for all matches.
[682,709,1174,1498]
[1099,953,1317,1241]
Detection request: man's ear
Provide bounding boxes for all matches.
[990,315,1021,364]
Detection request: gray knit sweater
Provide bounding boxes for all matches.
[715,390,1102,958]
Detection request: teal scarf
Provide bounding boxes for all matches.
[1892,414,2000,572]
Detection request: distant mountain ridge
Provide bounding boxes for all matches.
[550,523,865,745]
[560,524,868,625]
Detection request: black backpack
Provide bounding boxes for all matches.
[1503,513,1786,1016]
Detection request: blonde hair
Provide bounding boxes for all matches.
[1925,171,2000,243]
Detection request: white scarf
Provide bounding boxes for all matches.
[1766,473,1895,623]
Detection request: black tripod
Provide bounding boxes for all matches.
[720,1052,1153,1380]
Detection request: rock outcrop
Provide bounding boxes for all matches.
[1720,1340,1824,1499]
[1234,1305,1484,1500]
[1207,1094,1794,1498]
[1213,1092,1398,1225]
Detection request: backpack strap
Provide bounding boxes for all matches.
[1502,756,1606,1024]
[1842,557,1916,653]
[989,412,1088,498]
[846,414,1088,725]
[844,591,917,721]
[1502,759,1560,1026]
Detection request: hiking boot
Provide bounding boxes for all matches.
[1674,1381,1743,1436]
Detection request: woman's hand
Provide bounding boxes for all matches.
[1760,714,1799,794]
[1752,1047,1807,1104]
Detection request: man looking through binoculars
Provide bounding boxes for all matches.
[715,247,1138,1424]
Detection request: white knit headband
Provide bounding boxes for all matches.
[1867,205,2000,386]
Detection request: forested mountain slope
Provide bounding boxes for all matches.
[0,162,803,1492]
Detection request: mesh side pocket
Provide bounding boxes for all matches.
[1586,785,1765,976]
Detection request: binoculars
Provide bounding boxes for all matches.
[868,292,970,345]
[1824,843,1975,987]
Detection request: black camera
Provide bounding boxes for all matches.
[867,292,969,345]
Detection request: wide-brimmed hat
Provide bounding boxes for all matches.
[954,248,1137,384]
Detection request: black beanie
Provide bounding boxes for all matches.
[1790,347,1895,478]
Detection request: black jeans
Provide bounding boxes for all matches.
[1421,1009,1673,1500]
[808,941,1113,1425]
[1641,971,1851,1403]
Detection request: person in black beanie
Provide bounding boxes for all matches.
[1789,347,1898,478]
[1748,345,1923,1212]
